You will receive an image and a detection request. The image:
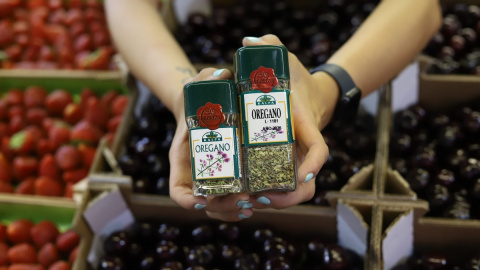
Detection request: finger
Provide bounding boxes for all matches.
[295,121,329,185]
[206,208,254,222]
[169,124,207,210]
[242,34,284,46]
[205,193,251,212]
[184,68,232,84]
[249,179,316,210]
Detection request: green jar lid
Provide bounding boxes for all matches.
[234,45,290,83]
[184,80,238,118]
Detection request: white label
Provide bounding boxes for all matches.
[243,92,289,144]
[190,127,237,180]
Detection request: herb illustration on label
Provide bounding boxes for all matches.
[197,151,230,177]
[252,126,284,142]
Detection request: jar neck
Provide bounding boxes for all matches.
[186,113,239,129]
[237,78,290,93]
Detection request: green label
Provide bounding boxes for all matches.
[189,126,241,181]
[240,89,295,147]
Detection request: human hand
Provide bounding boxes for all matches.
[168,68,253,222]
[242,35,339,209]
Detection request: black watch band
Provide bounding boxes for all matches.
[309,63,362,124]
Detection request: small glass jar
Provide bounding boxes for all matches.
[234,45,298,193]
[184,80,244,196]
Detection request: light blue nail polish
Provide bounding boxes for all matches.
[242,203,253,209]
[194,203,206,210]
[213,69,226,77]
[236,200,249,207]
[238,213,250,219]
[304,173,314,183]
[256,196,270,205]
[245,36,260,42]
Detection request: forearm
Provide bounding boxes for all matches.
[327,0,442,96]
[104,0,196,117]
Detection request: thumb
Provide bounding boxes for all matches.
[242,34,285,47]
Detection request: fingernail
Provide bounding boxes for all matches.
[242,203,253,209]
[238,213,250,219]
[304,173,314,183]
[236,200,249,207]
[213,68,226,77]
[194,203,206,210]
[256,196,270,205]
[245,36,260,42]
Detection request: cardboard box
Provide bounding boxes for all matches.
[74,182,377,270]
[383,55,480,214]
[375,56,480,269]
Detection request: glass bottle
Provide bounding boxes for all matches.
[234,45,298,193]
[184,80,244,196]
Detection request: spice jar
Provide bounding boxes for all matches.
[184,80,244,196]
[234,45,297,193]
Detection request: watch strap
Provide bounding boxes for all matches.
[309,63,356,98]
[309,63,362,125]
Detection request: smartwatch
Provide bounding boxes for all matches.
[309,63,362,124]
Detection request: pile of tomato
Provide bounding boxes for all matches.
[0,0,115,70]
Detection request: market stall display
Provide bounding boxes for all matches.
[174,0,380,67]
[0,76,131,198]
[0,195,81,270]
[0,0,115,70]
[2,1,480,270]
[424,3,480,75]
[116,93,175,196]
[390,100,480,219]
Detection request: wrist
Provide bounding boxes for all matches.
[311,71,340,129]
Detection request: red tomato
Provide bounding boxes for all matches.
[74,34,92,53]
[15,34,29,48]
[48,9,66,25]
[69,22,86,39]
[27,0,47,10]
[0,20,14,46]
[64,9,83,26]
[13,21,29,34]
[3,44,22,61]
[21,46,40,62]
[39,45,55,61]
[47,0,62,10]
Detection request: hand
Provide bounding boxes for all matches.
[242,35,339,209]
[168,68,254,222]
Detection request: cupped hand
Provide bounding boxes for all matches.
[168,68,253,222]
[242,35,338,209]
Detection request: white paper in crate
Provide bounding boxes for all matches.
[383,210,414,270]
[83,189,135,268]
[337,202,368,257]
[174,0,212,25]
[361,61,419,114]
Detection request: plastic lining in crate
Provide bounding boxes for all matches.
[0,194,83,270]
[0,75,133,200]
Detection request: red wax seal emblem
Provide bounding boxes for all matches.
[250,66,278,93]
[197,102,225,130]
